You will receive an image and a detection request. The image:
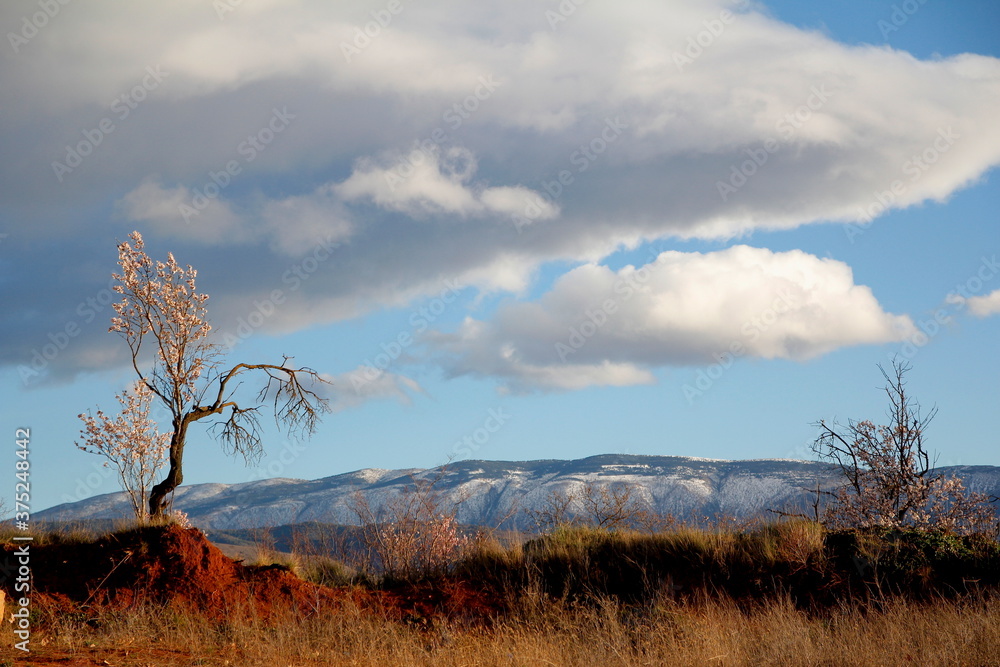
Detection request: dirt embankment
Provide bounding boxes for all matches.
[2,524,502,625]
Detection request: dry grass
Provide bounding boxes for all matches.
[5,592,1000,666]
[6,520,999,665]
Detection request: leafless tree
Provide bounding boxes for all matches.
[581,482,646,529]
[526,481,667,532]
[107,232,331,519]
[812,358,995,534]
[525,488,581,532]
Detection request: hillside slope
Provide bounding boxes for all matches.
[36,454,1000,530]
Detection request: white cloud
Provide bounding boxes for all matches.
[258,184,354,255]
[10,0,999,245]
[480,185,559,219]
[118,178,353,255]
[335,145,558,220]
[10,1,999,236]
[319,366,424,413]
[431,246,916,392]
[496,360,655,394]
[116,178,244,244]
[967,289,1000,317]
[4,0,999,380]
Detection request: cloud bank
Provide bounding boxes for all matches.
[3,0,999,390]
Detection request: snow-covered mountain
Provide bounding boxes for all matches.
[36,455,1000,530]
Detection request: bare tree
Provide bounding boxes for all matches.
[581,482,647,529]
[812,358,995,534]
[106,231,331,519]
[525,488,581,532]
[526,481,664,532]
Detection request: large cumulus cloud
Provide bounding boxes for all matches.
[428,246,915,392]
[3,0,999,392]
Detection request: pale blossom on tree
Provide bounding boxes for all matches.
[349,474,469,579]
[77,381,169,523]
[92,231,332,519]
[813,359,996,535]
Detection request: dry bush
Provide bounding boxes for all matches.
[7,518,1000,665]
[348,471,469,581]
[814,359,997,535]
[284,525,366,588]
[246,526,300,573]
[769,519,826,570]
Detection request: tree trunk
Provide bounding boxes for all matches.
[148,418,188,519]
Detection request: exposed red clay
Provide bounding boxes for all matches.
[3,525,506,627]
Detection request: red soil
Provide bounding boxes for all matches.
[3,525,504,626]
[9,525,338,620]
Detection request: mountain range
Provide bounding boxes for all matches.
[36,455,1000,530]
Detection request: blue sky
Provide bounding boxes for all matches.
[1,0,998,514]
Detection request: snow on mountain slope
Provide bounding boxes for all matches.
[35,455,1000,530]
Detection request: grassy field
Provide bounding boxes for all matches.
[3,521,1000,666]
[5,589,1000,665]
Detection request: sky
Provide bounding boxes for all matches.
[2,0,999,514]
